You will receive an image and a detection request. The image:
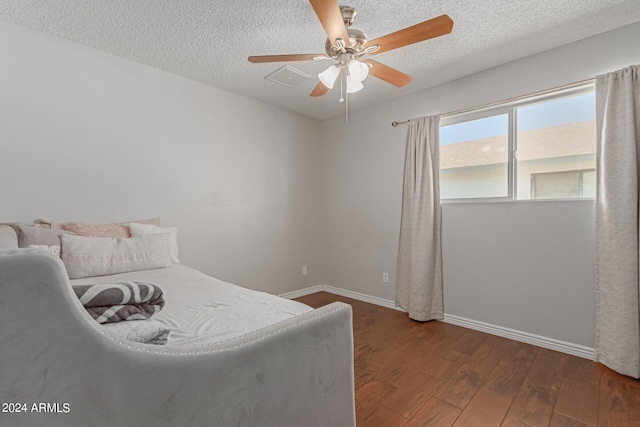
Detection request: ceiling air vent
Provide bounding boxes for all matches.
[265,65,313,88]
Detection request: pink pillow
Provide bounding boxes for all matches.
[62,218,161,238]
[64,222,130,238]
[14,224,76,257]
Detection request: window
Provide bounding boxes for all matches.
[530,169,595,199]
[439,84,596,201]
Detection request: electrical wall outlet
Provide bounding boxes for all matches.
[382,272,389,283]
[302,265,308,276]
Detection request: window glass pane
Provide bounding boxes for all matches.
[440,114,509,199]
[516,92,596,199]
[530,169,596,199]
[582,169,596,198]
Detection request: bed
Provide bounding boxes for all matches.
[0,223,356,427]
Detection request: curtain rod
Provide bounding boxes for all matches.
[391,77,596,127]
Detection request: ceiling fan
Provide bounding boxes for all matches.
[248,0,453,98]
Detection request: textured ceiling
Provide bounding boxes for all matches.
[1,0,640,120]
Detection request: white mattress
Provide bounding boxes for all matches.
[70,265,312,346]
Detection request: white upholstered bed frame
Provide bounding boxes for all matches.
[0,225,356,426]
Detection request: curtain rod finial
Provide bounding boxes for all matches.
[392,119,410,127]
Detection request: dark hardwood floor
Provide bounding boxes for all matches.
[294,292,640,427]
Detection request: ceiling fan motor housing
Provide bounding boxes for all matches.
[325,28,368,57]
[323,6,368,57]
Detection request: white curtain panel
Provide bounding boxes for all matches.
[595,65,640,378]
[396,115,444,321]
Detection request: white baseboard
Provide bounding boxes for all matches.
[278,285,323,300]
[443,314,595,360]
[281,284,595,360]
[320,285,407,312]
[281,284,406,312]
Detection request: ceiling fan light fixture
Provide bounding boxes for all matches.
[348,59,369,82]
[318,65,340,89]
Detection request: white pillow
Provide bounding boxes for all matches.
[129,223,179,264]
[61,233,172,279]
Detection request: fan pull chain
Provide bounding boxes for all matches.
[345,84,349,125]
[338,70,348,125]
[339,69,345,103]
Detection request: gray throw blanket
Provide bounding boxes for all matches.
[72,282,165,324]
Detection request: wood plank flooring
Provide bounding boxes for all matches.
[294,292,640,427]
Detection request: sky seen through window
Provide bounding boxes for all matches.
[440,92,596,145]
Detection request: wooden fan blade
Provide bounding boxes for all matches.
[310,81,330,97]
[367,14,453,55]
[248,54,328,63]
[308,0,350,47]
[364,60,412,87]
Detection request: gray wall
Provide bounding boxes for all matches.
[319,22,640,348]
[0,20,323,295]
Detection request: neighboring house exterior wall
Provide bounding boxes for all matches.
[441,120,596,199]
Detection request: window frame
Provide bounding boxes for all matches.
[439,82,595,203]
